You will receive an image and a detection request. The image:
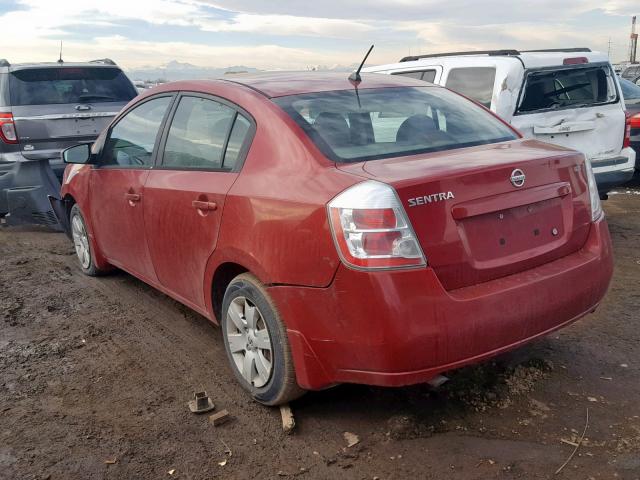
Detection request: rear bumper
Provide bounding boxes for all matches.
[0,155,63,230]
[592,147,636,193]
[269,217,613,390]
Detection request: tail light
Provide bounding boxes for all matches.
[0,113,18,144]
[630,113,640,129]
[327,181,426,270]
[623,111,632,149]
[584,158,603,221]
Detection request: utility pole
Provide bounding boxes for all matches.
[631,16,638,62]
[607,37,612,58]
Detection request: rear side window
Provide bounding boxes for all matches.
[445,67,496,107]
[9,67,137,106]
[518,64,618,113]
[162,96,240,170]
[273,86,517,163]
[0,74,8,107]
[223,115,251,170]
[392,70,437,83]
[102,96,171,167]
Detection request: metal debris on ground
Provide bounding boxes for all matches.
[280,404,295,434]
[221,439,232,457]
[344,431,360,448]
[555,408,589,475]
[427,374,449,388]
[209,409,230,426]
[187,391,215,414]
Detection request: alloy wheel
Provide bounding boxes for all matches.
[71,214,91,269]
[225,296,273,388]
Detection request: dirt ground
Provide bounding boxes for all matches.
[1,188,639,480]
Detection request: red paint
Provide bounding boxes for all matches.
[61,73,614,391]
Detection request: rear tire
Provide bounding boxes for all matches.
[69,204,107,277]
[221,273,305,406]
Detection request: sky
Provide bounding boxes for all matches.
[0,0,637,71]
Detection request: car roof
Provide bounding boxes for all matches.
[220,71,433,98]
[0,61,122,73]
[365,50,610,71]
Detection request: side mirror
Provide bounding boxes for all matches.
[62,143,92,164]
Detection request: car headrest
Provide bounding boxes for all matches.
[313,112,350,147]
[396,114,437,143]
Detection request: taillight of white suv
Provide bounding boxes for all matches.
[0,113,18,144]
[327,181,426,270]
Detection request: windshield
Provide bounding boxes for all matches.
[9,67,137,106]
[619,77,640,101]
[273,87,518,163]
[517,64,618,114]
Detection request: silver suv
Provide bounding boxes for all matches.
[0,58,137,227]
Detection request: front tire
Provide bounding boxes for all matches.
[69,204,107,277]
[221,273,305,406]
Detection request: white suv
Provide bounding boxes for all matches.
[364,48,636,196]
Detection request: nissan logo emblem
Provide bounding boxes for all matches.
[510,169,526,188]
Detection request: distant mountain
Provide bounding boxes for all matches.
[125,60,359,82]
[125,61,262,82]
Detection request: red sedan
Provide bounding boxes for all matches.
[56,72,613,405]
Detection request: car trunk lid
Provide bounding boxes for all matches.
[11,103,124,159]
[337,139,592,290]
[8,66,136,158]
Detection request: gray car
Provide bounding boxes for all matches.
[0,58,137,228]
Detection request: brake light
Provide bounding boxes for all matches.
[0,113,17,144]
[630,113,640,129]
[623,111,632,148]
[563,57,588,65]
[327,181,426,270]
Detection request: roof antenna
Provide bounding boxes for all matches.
[348,44,374,84]
[57,41,63,64]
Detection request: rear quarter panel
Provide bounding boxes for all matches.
[205,96,357,290]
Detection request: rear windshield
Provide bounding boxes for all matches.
[9,67,137,106]
[273,86,517,163]
[517,64,618,114]
[619,77,640,101]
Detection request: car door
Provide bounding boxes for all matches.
[89,94,174,281]
[143,93,255,308]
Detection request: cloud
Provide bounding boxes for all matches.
[197,13,373,38]
[0,0,635,69]
[199,0,637,22]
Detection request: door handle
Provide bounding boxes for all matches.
[192,200,217,211]
[125,192,141,203]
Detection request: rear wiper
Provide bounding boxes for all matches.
[77,94,119,102]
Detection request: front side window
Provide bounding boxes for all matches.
[518,64,618,113]
[9,67,137,106]
[101,96,171,167]
[162,96,237,170]
[273,86,517,163]
[445,67,496,107]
